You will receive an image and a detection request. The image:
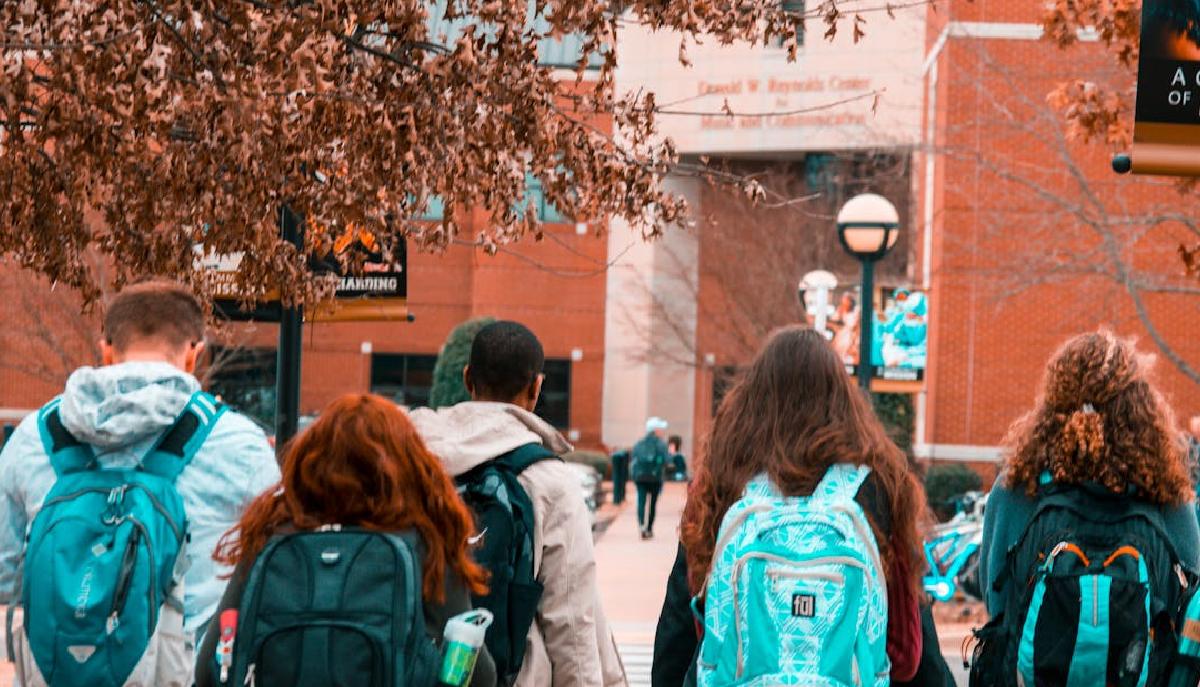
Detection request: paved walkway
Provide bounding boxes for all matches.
[594,482,688,687]
[593,480,974,687]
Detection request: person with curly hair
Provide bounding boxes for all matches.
[652,327,953,687]
[979,331,1200,617]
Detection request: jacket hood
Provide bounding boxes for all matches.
[59,362,200,450]
[407,402,572,476]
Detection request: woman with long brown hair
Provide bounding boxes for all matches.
[652,326,951,687]
[194,393,495,687]
[974,331,1200,685]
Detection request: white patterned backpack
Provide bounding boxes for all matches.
[695,463,889,687]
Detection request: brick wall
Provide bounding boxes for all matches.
[921,1,1200,462]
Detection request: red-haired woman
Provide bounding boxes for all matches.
[652,326,953,686]
[194,394,495,687]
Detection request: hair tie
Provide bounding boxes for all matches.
[1082,403,1097,414]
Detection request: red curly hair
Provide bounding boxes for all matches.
[1004,331,1192,506]
[681,326,929,596]
[214,393,488,602]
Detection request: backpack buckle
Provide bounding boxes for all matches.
[102,486,130,525]
[106,485,128,507]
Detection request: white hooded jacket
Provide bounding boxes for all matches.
[408,402,627,687]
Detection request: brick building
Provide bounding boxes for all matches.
[4,3,1199,465]
[916,2,1200,476]
[0,211,612,447]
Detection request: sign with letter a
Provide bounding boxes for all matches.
[1131,0,1200,174]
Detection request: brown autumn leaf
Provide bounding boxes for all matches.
[0,0,900,305]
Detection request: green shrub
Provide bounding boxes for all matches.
[564,450,611,479]
[429,316,496,409]
[924,463,983,520]
[871,392,914,457]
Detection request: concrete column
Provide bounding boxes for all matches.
[602,175,700,451]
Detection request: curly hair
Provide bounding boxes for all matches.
[215,394,488,602]
[680,326,929,596]
[1003,331,1191,506]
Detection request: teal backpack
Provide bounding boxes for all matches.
[695,464,889,687]
[8,391,223,686]
[968,482,1189,687]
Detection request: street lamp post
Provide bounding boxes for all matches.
[836,193,900,391]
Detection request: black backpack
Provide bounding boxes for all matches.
[631,435,665,483]
[455,443,560,685]
[969,484,1193,687]
[226,528,439,687]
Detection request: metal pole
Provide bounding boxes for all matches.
[857,257,875,391]
[275,206,303,448]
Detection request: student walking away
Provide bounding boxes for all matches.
[409,321,626,687]
[611,448,631,505]
[633,418,669,539]
[654,326,953,687]
[973,331,1200,687]
[667,435,688,482]
[0,280,279,687]
[194,394,496,687]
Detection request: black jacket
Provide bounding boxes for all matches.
[651,477,954,687]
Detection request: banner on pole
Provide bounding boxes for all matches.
[1131,0,1200,175]
[802,284,927,389]
[201,227,408,323]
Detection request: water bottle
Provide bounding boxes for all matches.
[439,609,494,687]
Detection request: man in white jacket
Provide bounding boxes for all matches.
[409,321,626,687]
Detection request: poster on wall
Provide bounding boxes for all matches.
[802,285,927,386]
[1130,0,1200,175]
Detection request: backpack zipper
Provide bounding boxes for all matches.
[106,525,141,634]
[244,663,255,686]
[731,552,870,678]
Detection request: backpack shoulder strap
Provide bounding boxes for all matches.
[495,442,561,476]
[141,391,226,481]
[812,463,872,502]
[37,398,96,476]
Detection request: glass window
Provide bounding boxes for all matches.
[523,174,570,223]
[205,346,278,433]
[775,0,805,48]
[419,195,444,220]
[370,354,439,408]
[535,359,571,429]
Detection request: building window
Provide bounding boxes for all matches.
[711,365,742,416]
[775,0,805,48]
[206,346,278,433]
[535,359,571,429]
[370,353,439,408]
[804,153,835,195]
[419,195,444,220]
[523,174,570,223]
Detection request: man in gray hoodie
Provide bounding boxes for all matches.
[409,321,626,687]
[0,281,280,653]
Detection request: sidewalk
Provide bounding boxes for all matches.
[594,481,688,687]
[0,608,9,684]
